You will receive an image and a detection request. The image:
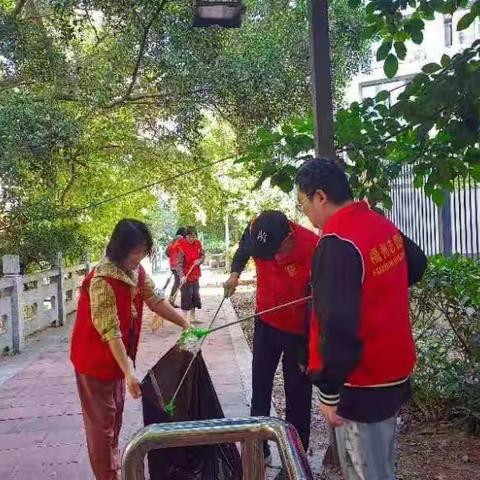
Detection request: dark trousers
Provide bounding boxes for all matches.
[170,269,180,299]
[250,319,312,454]
[180,280,201,311]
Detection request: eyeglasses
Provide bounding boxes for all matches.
[296,196,310,212]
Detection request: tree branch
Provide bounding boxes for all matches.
[60,163,77,205]
[13,0,28,17]
[83,5,101,43]
[124,0,168,99]
[0,78,33,92]
[102,84,212,109]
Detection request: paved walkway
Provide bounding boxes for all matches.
[0,270,253,479]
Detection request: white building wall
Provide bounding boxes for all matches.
[346,11,480,104]
[344,10,480,259]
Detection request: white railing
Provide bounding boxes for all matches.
[0,254,90,355]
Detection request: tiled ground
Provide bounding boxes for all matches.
[0,271,251,479]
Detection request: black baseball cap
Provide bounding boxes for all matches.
[249,211,290,259]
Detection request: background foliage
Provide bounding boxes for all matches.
[411,255,480,434]
[239,1,480,208]
[0,0,368,268]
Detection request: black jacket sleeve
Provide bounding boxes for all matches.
[401,233,428,286]
[230,225,252,275]
[310,236,363,406]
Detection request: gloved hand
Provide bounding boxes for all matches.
[223,273,239,298]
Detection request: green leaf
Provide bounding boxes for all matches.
[471,164,480,182]
[383,196,393,211]
[272,170,294,193]
[384,54,399,78]
[348,0,361,8]
[457,12,476,31]
[394,41,407,60]
[365,3,376,14]
[421,5,435,20]
[414,175,424,188]
[408,17,425,32]
[411,29,424,44]
[422,62,441,74]
[376,103,389,115]
[377,41,392,61]
[440,54,451,68]
[375,90,390,102]
[363,23,380,39]
[431,188,445,206]
[430,0,444,10]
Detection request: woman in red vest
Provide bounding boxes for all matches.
[165,227,186,306]
[70,219,190,480]
[174,226,205,323]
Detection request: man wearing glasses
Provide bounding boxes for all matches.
[223,210,318,475]
[295,158,427,480]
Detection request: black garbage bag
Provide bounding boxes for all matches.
[141,345,243,480]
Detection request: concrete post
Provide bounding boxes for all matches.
[439,193,453,255]
[3,255,25,353]
[56,252,66,327]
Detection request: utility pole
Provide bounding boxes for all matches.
[309,0,340,466]
[309,0,335,159]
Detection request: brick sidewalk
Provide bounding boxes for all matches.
[0,272,250,480]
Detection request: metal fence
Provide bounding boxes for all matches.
[389,166,480,259]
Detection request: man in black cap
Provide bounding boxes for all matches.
[224,211,318,469]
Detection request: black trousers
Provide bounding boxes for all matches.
[250,318,312,453]
[180,280,201,311]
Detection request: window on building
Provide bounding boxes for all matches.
[444,16,453,47]
[360,79,409,107]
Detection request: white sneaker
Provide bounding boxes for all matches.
[190,309,202,324]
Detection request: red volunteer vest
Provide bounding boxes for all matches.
[255,223,318,335]
[309,201,416,386]
[70,266,145,380]
[180,239,203,282]
[167,239,181,269]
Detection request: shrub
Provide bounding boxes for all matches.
[410,255,480,433]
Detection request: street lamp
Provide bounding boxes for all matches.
[193,1,246,28]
